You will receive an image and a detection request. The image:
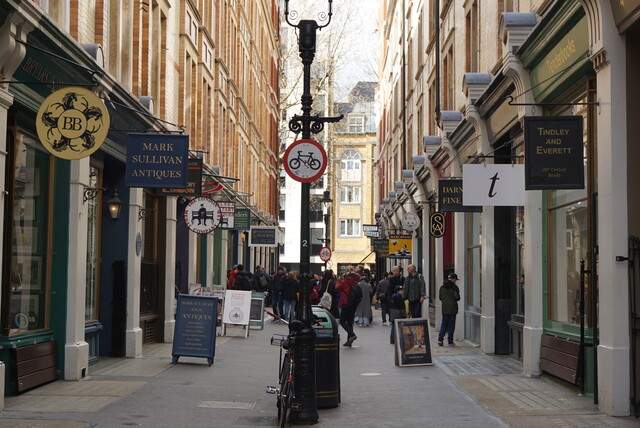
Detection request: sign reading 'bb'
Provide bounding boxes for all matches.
[524,116,584,190]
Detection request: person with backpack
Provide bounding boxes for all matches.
[335,267,361,346]
[253,265,271,293]
[233,264,253,291]
[354,274,373,326]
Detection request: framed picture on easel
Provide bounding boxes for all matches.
[394,318,434,367]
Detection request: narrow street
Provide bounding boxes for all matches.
[1,310,635,428]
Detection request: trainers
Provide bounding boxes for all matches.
[438,341,444,346]
[344,335,357,346]
[448,342,455,346]
[382,322,388,326]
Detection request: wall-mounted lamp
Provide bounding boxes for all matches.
[83,186,105,204]
[138,207,156,221]
[106,189,123,220]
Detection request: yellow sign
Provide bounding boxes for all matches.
[388,234,412,259]
[36,86,110,159]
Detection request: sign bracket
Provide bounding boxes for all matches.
[505,95,599,107]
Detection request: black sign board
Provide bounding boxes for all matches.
[172,294,218,366]
[524,116,585,190]
[159,158,203,196]
[439,179,482,212]
[394,318,433,366]
[249,292,265,329]
[429,212,446,238]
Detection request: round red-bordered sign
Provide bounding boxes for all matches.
[319,246,332,262]
[283,139,327,183]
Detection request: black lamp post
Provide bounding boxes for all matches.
[283,0,343,424]
[320,190,332,269]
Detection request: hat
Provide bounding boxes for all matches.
[448,273,458,280]
[395,285,404,292]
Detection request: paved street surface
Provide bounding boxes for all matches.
[1,309,637,427]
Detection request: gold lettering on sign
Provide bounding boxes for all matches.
[546,39,576,75]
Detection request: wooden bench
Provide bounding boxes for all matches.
[540,334,581,384]
[14,341,58,392]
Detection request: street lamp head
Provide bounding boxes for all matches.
[320,190,332,205]
[106,189,123,220]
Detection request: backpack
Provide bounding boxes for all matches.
[347,283,363,306]
[259,274,269,288]
[235,273,251,291]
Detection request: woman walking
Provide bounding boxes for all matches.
[354,275,373,326]
[320,269,339,319]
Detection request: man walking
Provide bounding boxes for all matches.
[376,272,390,325]
[438,273,460,346]
[387,266,404,300]
[404,264,426,318]
[270,267,286,321]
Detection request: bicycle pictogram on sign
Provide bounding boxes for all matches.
[283,139,327,183]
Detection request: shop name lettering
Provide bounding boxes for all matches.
[535,127,573,155]
[182,313,213,320]
[130,142,184,179]
[441,186,462,204]
[546,39,576,75]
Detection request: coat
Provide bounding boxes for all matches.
[282,278,299,300]
[354,281,373,320]
[439,280,460,314]
[404,273,426,302]
[335,273,360,308]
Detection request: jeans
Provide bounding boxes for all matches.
[339,305,356,339]
[438,314,456,343]
[380,298,390,323]
[408,300,422,318]
[356,316,369,326]
[272,293,284,318]
[283,299,296,322]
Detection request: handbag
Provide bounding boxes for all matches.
[319,291,332,309]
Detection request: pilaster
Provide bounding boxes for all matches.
[126,188,144,358]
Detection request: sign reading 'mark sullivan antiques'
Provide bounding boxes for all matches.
[439,179,481,212]
[524,116,584,190]
[125,133,189,188]
[172,294,218,366]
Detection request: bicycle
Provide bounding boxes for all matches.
[288,150,321,171]
[265,311,301,428]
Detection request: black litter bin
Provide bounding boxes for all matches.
[312,305,341,408]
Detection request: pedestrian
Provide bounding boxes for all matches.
[233,264,253,291]
[335,266,360,346]
[270,267,286,322]
[227,264,239,289]
[376,272,390,325]
[253,265,271,293]
[438,273,461,346]
[354,275,373,326]
[389,285,406,344]
[282,271,299,322]
[404,264,427,318]
[387,266,404,301]
[320,269,339,319]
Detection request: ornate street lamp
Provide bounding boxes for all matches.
[320,190,332,266]
[283,0,343,424]
[106,189,123,220]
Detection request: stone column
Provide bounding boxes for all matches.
[523,190,543,377]
[126,188,143,357]
[480,206,495,354]
[163,197,177,342]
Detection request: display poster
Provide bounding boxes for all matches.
[388,234,412,259]
[249,292,265,330]
[463,164,525,206]
[439,179,482,212]
[524,116,585,190]
[159,158,202,196]
[125,133,189,188]
[172,294,218,366]
[222,290,252,326]
[394,318,433,367]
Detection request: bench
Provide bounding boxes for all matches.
[191,210,215,222]
[540,334,581,384]
[14,341,58,392]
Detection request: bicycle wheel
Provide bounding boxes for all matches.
[279,379,291,428]
[277,355,291,424]
[289,158,301,170]
[309,158,321,170]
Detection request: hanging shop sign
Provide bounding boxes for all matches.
[429,212,446,238]
[234,209,251,230]
[319,247,332,262]
[36,86,110,160]
[363,224,380,238]
[401,213,421,232]
[438,179,482,212]
[125,133,189,188]
[217,201,236,229]
[159,158,202,196]
[524,116,584,190]
[388,234,412,259]
[172,294,218,366]
[283,139,327,183]
[184,197,221,234]
[372,238,389,257]
[463,164,525,206]
[249,226,279,247]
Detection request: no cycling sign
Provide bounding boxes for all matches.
[283,139,327,183]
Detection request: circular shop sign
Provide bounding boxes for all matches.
[184,197,221,234]
[401,212,421,232]
[283,139,327,183]
[36,86,110,160]
[319,246,332,262]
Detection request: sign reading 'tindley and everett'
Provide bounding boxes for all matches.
[524,116,584,190]
[125,133,189,188]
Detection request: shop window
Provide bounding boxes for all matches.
[5,134,51,335]
[85,166,102,322]
[339,186,361,204]
[340,219,361,237]
[465,212,482,309]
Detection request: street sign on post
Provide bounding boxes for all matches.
[283,139,327,183]
[319,247,332,262]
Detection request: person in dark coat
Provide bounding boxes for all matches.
[335,268,360,346]
[387,266,404,300]
[270,267,286,321]
[320,269,339,319]
[282,271,299,322]
[438,273,461,346]
[233,264,253,291]
[376,272,390,325]
[389,285,406,344]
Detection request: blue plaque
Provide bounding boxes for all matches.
[172,294,218,366]
[125,133,189,188]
